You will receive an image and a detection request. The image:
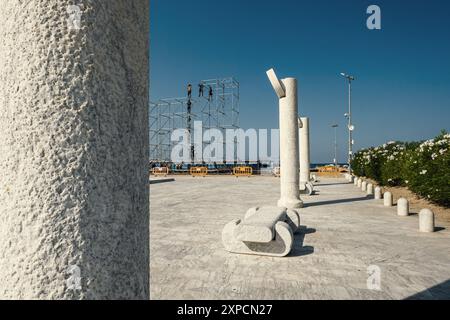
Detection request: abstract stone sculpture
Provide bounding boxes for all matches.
[222,207,299,257]
[367,183,374,196]
[222,69,302,257]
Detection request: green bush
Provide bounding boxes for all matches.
[351,131,450,207]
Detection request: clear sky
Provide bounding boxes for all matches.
[150,0,450,163]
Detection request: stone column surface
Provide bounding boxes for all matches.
[299,117,311,187]
[278,78,303,209]
[0,1,150,299]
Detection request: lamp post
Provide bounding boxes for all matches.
[340,72,355,174]
[331,124,339,167]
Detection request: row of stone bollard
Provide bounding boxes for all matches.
[351,176,436,233]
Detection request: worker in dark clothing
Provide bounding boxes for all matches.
[208,86,213,101]
[187,84,192,99]
[198,83,204,97]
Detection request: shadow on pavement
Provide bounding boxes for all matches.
[289,226,316,257]
[405,279,450,300]
[304,196,370,208]
[150,178,176,185]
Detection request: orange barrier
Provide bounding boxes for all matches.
[152,167,169,177]
[316,165,345,177]
[233,166,253,178]
[190,167,208,177]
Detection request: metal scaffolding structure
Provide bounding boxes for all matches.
[150,77,240,163]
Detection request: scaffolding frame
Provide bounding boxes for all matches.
[150,77,240,163]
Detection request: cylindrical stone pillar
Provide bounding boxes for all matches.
[361,181,368,192]
[367,183,374,196]
[384,192,393,207]
[357,179,363,188]
[278,78,303,209]
[0,1,150,299]
[419,209,435,233]
[354,177,359,186]
[299,117,311,188]
[397,198,410,216]
[374,187,382,200]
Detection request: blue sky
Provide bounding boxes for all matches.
[150,0,450,163]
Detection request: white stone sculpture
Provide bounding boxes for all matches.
[222,69,302,257]
[222,207,300,257]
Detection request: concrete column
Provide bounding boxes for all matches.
[361,181,368,192]
[374,187,382,200]
[299,117,311,189]
[357,179,363,188]
[384,192,393,207]
[278,78,302,208]
[354,177,359,186]
[419,209,435,233]
[367,183,374,196]
[397,198,410,216]
[0,1,150,299]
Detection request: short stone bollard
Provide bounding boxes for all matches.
[397,197,409,216]
[361,181,367,192]
[384,192,393,207]
[374,187,382,200]
[367,183,374,196]
[419,209,435,233]
[357,179,362,188]
[348,175,354,183]
[354,177,358,186]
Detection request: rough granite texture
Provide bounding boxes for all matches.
[0,0,150,299]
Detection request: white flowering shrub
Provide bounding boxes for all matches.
[352,131,450,207]
[404,131,450,207]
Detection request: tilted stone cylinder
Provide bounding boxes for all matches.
[366,183,374,196]
[0,1,150,299]
[361,181,368,192]
[222,207,300,257]
[397,198,410,216]
[384,192,393,207]
[419,209,435,233]
[270,75,302,209]
[374,187,383,200]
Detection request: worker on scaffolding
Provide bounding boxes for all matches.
[187,84,192,99]
[198,83,204,97]
[208,86,213,101]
